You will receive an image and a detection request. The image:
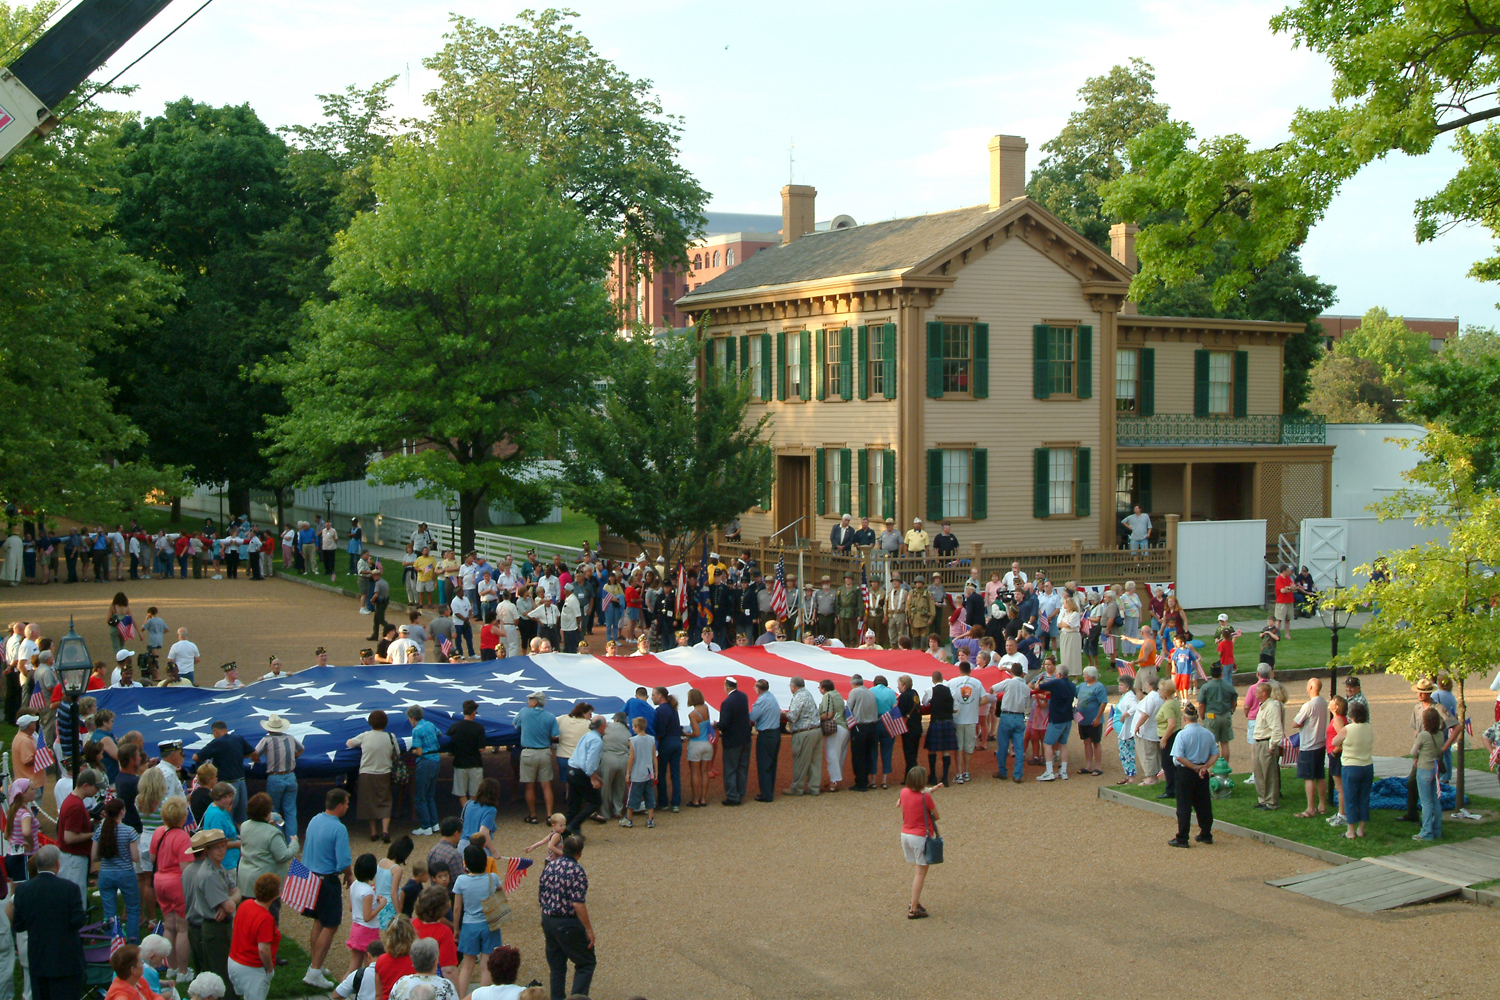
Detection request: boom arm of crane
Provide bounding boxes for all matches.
[0,0,175,164]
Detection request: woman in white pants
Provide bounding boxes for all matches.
[819,679,851,792]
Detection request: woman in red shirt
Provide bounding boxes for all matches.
[897,766,941,919]
[478,612,503,662]
[227,874,281,1000]
[376,917,418,1000]
[622,574,643,643]
[411,885,458,980]
[149,797,195,981]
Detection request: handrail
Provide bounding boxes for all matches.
[372,514,583,563]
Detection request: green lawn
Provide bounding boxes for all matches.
[268,939,314,999]
[1114,767,1500,858]
[486,506,601,549]
[1183,605,1268,627]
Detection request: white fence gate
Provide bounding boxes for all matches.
[1299,519,1350,590]
[1175,519,1267,609]
[1297,515,1448,589]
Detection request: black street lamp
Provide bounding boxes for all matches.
[55,616,93,781]
[445,498,461,553]
[322,483,336,526]
[1318,583,1355,695]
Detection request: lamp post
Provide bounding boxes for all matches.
[322,483,336,526]
[54,616,93,781]
[1317,583,1355,696]
[445,498,461,554]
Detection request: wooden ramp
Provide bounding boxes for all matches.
[1269,836,1500,912]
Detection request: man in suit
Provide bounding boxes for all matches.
[830,514,856,554]
[8,845,86,1000]
[717,678,753,805]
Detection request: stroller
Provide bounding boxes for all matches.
[77,920,118,999]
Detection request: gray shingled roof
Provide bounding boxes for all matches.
[680,203,1002,301]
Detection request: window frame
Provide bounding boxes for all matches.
[824,446,847,517]
[1207,350,1233,416]
[1047,325,1076,397]
[785,329,803,401]
[822,327,845,400]
[868,322,886,397]
[939,448,972,520]
[1047,446,1077,517]
[746,332,764,400]
[1116,348,1138,414]
[941,322,972,395]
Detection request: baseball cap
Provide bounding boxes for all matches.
[115,648,133,662]
[1217,613,1229,622]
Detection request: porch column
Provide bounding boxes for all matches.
[1182,462,1194,522]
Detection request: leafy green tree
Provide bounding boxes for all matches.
[422,7,708,268]
[1027,58,1171,249]
[1408,352,1500,486]
[109,98,298,514]
[0,1,186,520]
[1436,324,1500,363]
[1333,429,1500,804]
[1104,1,1500,305]
[1330,307,1431,390]
[557,331,773,568]
[1306,354,1398,423]
[259,123,617,552]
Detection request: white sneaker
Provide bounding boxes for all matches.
[303,970,335,990]
[1059,771,1070,780]
[1037,772,1056,782]
[360,607,372,614]
[1327,814,1347,827]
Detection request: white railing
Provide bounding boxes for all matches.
[372,514,583,564]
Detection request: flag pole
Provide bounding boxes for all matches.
[797,548,805,641]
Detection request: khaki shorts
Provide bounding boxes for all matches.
[955,723,977,754]
[518,748,556,783]
[1274,602,1293,623]
[686,741,714,762]
[452,766,485,797]
[1203,716,1234,745]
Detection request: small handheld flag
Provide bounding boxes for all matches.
[109,917,125,956]
[282,858,322,914]
[32,744,55,770]
[880,706,907,737]
[501,856,534,894]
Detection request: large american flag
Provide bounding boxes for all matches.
[501,856,534,894]
[282,858,322,913]
[769,554,788,619]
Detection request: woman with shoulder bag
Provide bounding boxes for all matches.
[898,765,941,919]
[819,679,850,793]
[347,711,402,843]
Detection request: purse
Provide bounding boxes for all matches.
[481,874,512,929]
[388,733,409,785]
[821,717,838,736]
[922,796,944,865]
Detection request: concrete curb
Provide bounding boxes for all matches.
[1096,785,1352,865]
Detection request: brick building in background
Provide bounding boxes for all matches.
[611,209,855,331]
[1317,313,1459,352]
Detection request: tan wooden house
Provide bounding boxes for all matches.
[677,134,1332,553]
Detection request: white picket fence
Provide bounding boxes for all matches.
[371,514,582,564]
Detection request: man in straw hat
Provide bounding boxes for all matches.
[183,828,239,996]
[254,714,304,848]
[1397,677,1459,823]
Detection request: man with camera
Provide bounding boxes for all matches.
[57,768,104,905]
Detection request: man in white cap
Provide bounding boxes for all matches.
[110,647,134,686]
[904,518,930,562]
[387,625,418,665]
[11,713,41,784]
[560,581,584,653]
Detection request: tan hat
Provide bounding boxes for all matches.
[1412,677,1436,693]
[260,714,292,733]
[190,828,227,851]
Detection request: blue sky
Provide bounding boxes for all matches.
[81,0,1499,325]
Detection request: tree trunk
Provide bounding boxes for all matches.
[275,488,285,530]
[226,481,251,523]
[1456,677,1466,811]
[459,485,488,556]
[170,496,181,523]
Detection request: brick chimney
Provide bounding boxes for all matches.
[988,135,1028,209]
[781,184,816,244]
[1110,222,1140,315]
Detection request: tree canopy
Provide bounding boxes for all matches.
[1104,1,1500,305]
[259,123,618,552]
[423,7,708,269]
[557,332,773,568]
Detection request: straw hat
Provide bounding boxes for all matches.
[1411,677,1436,694]
[260,714,292,733]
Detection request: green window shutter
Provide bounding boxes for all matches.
[883,323,898,399]
[1075,447,1092,518]
[972,323,990,399]
[799,330,812,401]
[814,330,825,400]
[857,449,869,517]
[1033,448,1050,519]
[704,337,715,378]
[1138,347,1155,416]
[857,325,869,400]
[971,448,988,520]
[882,450,897,520]
[839,447,852,513]
[776,331,787,400]
[1193,349,1210,417]
[761,333,773,400]
[1076,325,1093,399]
[815,448,826,515]
[926,322,944,398]
[739,334,749,384]
[1233,350,1249,418]
[926,449,943,522]
[1033,324,1051,399]
[724,336,736,378]
[839,327,853,401]
[1137,463,1153,514]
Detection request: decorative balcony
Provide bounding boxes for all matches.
[1116,413,1326,448]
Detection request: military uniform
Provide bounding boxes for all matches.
[907,583,936,642]
[835,581,863,647]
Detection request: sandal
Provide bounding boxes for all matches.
[1115,778,1131,785]
[907,906,928,919]
[1293,811,1316,818]
[524,815,540,824]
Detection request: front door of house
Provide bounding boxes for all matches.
[776,455,810,543]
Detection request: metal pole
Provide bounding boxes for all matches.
[69,690,80,781]
[797,549,805,641]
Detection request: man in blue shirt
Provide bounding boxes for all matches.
[1074,666,1110,777]
[514,692,561,823]
[193,721,255,826]
[1016,624,1043,674]
[563,717,605,836]
[1167,704,1220,848]
[1033,666,1078,782]
[301,788,352,990]
[406,705,442,835]
[750,679,782,802]
[623,688,653,731]
[651,687,683,813]
[870,675,899,787]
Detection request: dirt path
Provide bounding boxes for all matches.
[2,576,1496,998]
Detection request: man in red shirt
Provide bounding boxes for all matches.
[57,768,102,905]
[1273,568,1296,639]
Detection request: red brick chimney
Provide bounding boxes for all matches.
[781,184,816,244]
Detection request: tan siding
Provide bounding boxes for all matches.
[921,238,1103,548]
[1246,345,1280,414]
[1150,341,1282,415]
